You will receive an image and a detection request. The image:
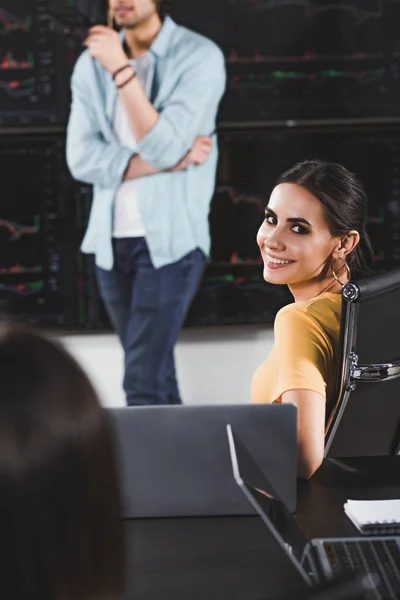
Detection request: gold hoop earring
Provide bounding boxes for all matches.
[331,262,351,287]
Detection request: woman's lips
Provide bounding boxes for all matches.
[265,257,295,270]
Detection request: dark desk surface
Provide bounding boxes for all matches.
[125,457,400,600]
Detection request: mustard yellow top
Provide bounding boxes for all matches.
[252,293,342,405]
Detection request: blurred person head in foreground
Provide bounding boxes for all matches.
[0,324,124,600]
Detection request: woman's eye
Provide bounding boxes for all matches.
[265,214,276,225]
[291,224,308,235]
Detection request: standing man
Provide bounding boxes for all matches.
[66,0,226,405]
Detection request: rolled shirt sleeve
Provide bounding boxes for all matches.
[66,53,133,189]
[137,45,226,170]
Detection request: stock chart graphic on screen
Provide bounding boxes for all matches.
[171,0,400,123]
[2,0,400,327]
[0,0,106,127]
[0,137,107,328]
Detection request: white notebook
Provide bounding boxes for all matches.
[344,499,400,535]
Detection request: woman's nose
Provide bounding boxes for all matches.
[263,228,285,251]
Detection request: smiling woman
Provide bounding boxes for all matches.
[252,159,374,479]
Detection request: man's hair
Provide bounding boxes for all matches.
[0,325,124,599]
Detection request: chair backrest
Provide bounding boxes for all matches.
[325,268,400,458]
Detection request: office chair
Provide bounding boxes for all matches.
[325,268,400,458]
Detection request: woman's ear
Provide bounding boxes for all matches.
[333,230,360,260]
[342,230,360,257]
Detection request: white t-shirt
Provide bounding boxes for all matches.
[113,56,149,238]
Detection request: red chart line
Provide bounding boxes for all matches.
[0,9,30,32]
[0,217,39,240]
[245,0,383,23]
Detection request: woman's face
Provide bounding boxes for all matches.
[257,182,341,287]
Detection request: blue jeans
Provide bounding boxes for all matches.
[96,238,206,406]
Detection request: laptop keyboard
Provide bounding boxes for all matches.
[323,539,400,600]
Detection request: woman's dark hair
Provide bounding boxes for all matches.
[0,325,124,600]
[276,159,374,279]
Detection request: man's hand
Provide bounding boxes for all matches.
[172,137,212,171]
[123,137,213,181]
[84,26,128,74]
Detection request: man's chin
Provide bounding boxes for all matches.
[114,17,138,28]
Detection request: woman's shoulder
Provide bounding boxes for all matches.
[278,292,341,315]
[276,293,342,333]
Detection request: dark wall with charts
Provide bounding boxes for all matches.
[1,0,400,328]
[172,0,400,123]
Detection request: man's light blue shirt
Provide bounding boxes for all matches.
[66,16,226,270]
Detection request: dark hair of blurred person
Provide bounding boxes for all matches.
[0,324,124,600]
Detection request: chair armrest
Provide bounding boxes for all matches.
[350,352,400,382]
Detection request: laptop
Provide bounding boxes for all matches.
[227,424,400,600]
[107,404,297,517]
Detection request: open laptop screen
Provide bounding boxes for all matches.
[227,424,309,567]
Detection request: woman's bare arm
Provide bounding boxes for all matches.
[281,389,326,479]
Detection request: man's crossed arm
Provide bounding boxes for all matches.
[67,25,225,187]
[123,136,212,180]
[84,25,225,171]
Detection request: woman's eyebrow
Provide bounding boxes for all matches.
[265,207,312,227]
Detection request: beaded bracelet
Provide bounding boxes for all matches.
[112,64,131,81]
[116,71,137,89]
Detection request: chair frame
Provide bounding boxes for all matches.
[324,280,400,456]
